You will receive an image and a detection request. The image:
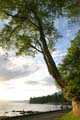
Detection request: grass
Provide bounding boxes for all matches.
[56,112,80,120]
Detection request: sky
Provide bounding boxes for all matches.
[0,17,79,101]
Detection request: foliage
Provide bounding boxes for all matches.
[0,0,80,55]
[30,92,69,104]
[56,112,80,120]
[59,31,80,102]
[0,0,64,55]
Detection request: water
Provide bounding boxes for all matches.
[0,101,61,117]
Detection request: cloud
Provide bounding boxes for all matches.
[24,69,55,87]
[0,48,63,88]
[53,50,66,58]
[0,48,55,89]
[26,80,39,85]
[0,54,39,81]
[41,76,55,86]
[0,49,55,90]
[0,42,65,100]
[52,50,67,65]
[25,76,55,86]
[66,30,73,37]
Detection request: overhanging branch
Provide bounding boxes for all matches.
[0,8,39,29]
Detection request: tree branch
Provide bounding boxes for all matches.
[7,24,21,41]
[30,44,42,53]
[31,10,65,88]
[0,8,39,29]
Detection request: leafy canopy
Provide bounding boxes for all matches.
[59,31,80,102]
[0,0,62,55]
[0,0,80,56]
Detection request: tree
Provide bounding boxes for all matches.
[59,31,80,116]
[29,92,68,104]
[0,0,80,116]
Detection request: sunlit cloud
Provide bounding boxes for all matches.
[0,48,58,100]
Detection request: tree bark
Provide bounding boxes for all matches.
[72,101,80,117]
[33,9,65,88]
[42,47,64,88]
[39,25,65,88]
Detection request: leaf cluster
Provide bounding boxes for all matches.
[0,0,63,55]
[59,31,80,102]
[0,0,79,56]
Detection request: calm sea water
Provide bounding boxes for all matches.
[0,101,61,117]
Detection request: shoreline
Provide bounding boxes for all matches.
[1,109,71,120]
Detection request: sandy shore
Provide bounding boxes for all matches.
[1,110,70,120]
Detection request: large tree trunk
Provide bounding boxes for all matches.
[36,13,80,117]
[42,47,64,88]
[72,101,80,117]
[34,10,65,88]
[34,11,80,117]
[40,28,66,88]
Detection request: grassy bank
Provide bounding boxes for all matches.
[56,112,80,120]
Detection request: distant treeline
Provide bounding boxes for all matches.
[29,92,70,104]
